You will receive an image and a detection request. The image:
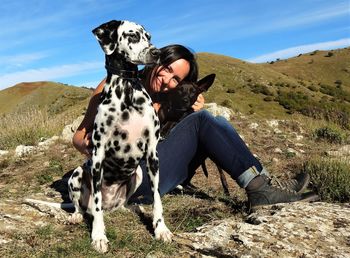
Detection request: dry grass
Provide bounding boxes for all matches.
[0,107,79,150]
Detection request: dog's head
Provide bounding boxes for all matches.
[92,20,160,65]
[157,73,216,123]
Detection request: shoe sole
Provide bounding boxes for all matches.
[249,192,320,213]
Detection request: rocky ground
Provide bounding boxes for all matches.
[0,104,349,257]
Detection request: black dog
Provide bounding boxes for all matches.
[152,74,230,195]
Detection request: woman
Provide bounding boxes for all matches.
[73,44,317,209]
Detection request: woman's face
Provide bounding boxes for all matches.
[150,58,190,92]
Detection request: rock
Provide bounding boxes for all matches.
[0,150,9,157]
[273,128,283,134]
[327,145,350,157]
[61,115,84,142]
[176,202,350,257]
[248,123,259,130]
[267,119,279,128]
[287,148,299,156]
[274,148,283,154]
[204,103,234,121]
[38,136,59,150]
[15,145,36,158]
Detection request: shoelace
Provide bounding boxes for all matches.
[267,175,297,194]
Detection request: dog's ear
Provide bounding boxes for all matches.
[197,74,216,92]
[92,20,121,55]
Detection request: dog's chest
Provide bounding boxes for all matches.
[94,78,158,174]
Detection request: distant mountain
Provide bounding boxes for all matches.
[0,81,92,115]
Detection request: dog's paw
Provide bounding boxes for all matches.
[68,212,83,224]
[91,236,109,253]
[154,224,173,242]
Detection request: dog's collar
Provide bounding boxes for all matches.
[105,65,138,79]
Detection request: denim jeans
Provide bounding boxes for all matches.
[130,110,268,203]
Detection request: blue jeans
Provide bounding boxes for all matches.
[130,110,268,203]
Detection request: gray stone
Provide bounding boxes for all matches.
[177,202,350,257]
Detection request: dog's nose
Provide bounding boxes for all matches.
[150,48,161,57]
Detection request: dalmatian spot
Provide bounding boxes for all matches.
[121,132,128,140]
[109,107,116,112]
[72,171,80,178]
[115,86,122,99]
[143,129,150,138]
[124,144,131,153]
[155,218,162,228]
[147,156,159,176]
[95,162,101,169]
[120,103,127,111]
[106,115,114,126]
[102,99,112,105]
[137,141,143,151]
[127,157,136,166]
[94,132,101,141]
[95,197,99,204]
[134,97,144,105]
[122,111,129,121]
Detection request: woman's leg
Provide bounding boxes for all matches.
[131,110,267,201]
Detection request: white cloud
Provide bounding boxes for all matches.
[0,61,103,90]
[0,52,50,68]
[248,38,350,63]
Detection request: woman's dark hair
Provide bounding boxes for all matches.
[140,44,198,90]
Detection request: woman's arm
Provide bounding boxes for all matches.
[72,78,106,157]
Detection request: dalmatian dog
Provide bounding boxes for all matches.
[68,20,172,253]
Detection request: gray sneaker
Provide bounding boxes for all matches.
[247,174,319,211]
[270,172,310,193]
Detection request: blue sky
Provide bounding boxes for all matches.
[0,0,349,90]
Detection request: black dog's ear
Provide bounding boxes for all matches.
[92,20,121,55]
[197,74,216,92]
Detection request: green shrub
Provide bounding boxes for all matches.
[307,85,318,92]
[221,99,231,108]
[302,158,350,202]
[263,96,274,102]
[313,126,345,144]
[249,84,274,96]
[226,88,235,94]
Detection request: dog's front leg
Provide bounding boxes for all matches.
[90,146,109,253]
[146,148,173,242]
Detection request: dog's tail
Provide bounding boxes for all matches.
[24,198,74,209]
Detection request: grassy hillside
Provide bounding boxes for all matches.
[262,48,350,86]
[0,81,92,115]
[197,48,350,127]
[0,82,92,149]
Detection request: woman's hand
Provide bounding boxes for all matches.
[73,130,93,158]
[192,93,205,112]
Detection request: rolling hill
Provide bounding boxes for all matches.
[197,47,350,127]
[0,82,92,116]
